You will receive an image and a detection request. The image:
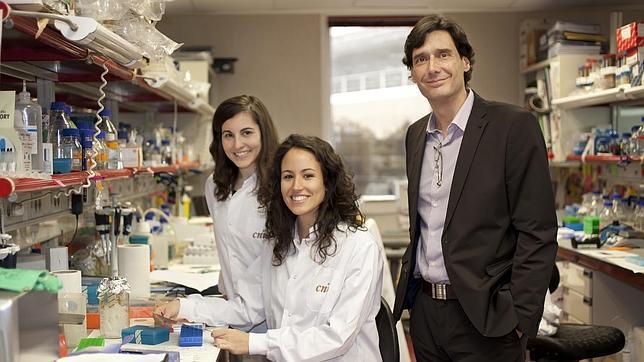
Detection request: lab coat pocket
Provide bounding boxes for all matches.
[306,267,336,313]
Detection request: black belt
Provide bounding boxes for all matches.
[421,280,458,300]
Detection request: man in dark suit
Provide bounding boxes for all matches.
[393,15,558,361]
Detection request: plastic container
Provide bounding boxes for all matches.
[61,128,83,172]
[161,139,172,165]
[179,324,203,347]
[121,325,170,345]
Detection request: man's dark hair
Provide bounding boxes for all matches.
[403,15,475,86]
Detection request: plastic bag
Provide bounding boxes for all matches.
[75,0,129,21]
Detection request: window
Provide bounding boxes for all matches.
[330,26,428,195]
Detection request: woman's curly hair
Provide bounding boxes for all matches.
[258,134,365,266]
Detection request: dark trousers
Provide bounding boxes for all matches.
[410,289,528,362]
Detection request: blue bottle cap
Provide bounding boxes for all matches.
[62,128,80,137]
[99,108,112,117]
[50,101,66,111]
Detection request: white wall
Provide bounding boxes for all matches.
[158,14,326,140]
[159,9,644,139]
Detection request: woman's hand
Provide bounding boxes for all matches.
[212,328,250,355]
[154,299,183,324]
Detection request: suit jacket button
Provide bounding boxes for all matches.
[442,239,447,244]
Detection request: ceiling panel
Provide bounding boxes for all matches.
[163,0,644,15]
[192,0,274,13]
[354,0,430,7]
[511,0,644,9]
[274,0,355,10]
[426,0,515,9]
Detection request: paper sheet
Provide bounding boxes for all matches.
[150,269,219,292]
[58,353,166,362]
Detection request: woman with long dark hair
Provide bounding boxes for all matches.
[157,94,278,315]
[157,134,383,361]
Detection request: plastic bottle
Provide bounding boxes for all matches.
[105,133,123,170]
[161,139,172,165]
[14,80,41,171]
[180,186,192,219]
[0,139,5,172]
[599,200,616,229]
[635,199,644,231]
[610,194,625,223]
[637,117,644,157]
[589,191,602,216]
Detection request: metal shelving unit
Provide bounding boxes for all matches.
[1,14,215,117]
[552,85,644,110]
[0,11,211,249]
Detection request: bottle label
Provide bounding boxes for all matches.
[27,126,38,154]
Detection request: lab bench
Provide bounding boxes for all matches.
[555,240,644,348]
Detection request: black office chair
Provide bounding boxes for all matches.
[376,297,399,362]
[527,265,626,362]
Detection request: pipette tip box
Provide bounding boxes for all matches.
[121,325,170,345]
[179,323,204,347]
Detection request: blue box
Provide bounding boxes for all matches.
[121,325,170,345]
[179,324,204,347]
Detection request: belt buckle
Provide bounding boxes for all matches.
[431,283,447,300]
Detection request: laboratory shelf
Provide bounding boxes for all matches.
[520,58,553,74]
[566,155,642,164]
[1,14,214,116]
[0,162,201,198]
[552,85,644,110]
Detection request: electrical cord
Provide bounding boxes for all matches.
[71,214,79,243]
[93,61,110,210]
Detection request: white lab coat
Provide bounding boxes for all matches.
[178,223,384,362]
[205,173,267,297]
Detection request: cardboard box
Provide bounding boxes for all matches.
[617,21,644,52]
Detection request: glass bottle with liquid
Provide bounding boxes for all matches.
[14,80,41,171]
[61,128,82,172]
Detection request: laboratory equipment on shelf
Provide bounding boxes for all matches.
[14,81,41,171]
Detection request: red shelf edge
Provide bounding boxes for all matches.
[1,163,200,197]
[566,155,642,164]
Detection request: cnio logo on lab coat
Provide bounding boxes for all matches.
[252,231,269,239]
[315,284,330,293]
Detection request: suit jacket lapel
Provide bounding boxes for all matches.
[408,115,429,247]
[443,93,489,232]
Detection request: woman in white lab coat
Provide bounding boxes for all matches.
[157,135,384,361]
[204,95,278,299]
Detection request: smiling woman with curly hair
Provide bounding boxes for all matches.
[156,134,384,361]
[260,134,365,266]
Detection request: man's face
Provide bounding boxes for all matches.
[410,30,470,103]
